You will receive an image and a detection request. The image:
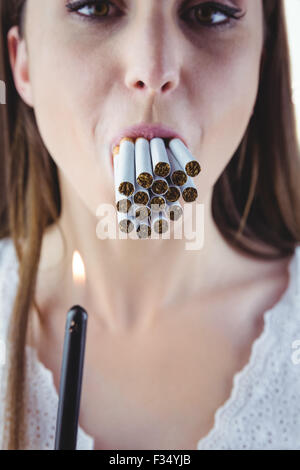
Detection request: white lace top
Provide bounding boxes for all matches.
[0,236,300,450]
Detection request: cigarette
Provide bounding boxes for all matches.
[115,137,135,196]
[134,217,152,239]
[114,146,133,213]
[166,201,183,221]
[113,146,132,212]
[151,175,169,196]
[132,203,151,220]
[117,211,135,233]
[133,181,150,206]
[151,211,169,234]
[150,194,167,211]
[166,148,188,186]
[164,183,181,203]
[169,138,201,177]
[180,176,198,203]
[135,138,154,189]
[150,138,171,178]
[116,196,132,214]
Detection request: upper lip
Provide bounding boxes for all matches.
[110,123,186,153]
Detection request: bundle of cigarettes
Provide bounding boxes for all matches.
[113,136,201,239]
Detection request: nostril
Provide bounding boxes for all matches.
[136,81,145,89]
[162,82,172,92]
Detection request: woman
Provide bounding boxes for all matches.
[0,0,300,450]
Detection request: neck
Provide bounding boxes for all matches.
[34,170,255,333]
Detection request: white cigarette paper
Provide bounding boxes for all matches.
[180,175,198,203]
[115,138,135,196]
[169,138,201,177]
[150,138,171,177]
[166,148,187,186]
[135,138,154,188]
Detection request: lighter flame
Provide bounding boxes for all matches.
[72,251,86,284]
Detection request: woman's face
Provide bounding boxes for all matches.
[19,0,264,214]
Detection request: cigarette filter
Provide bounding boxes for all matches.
[114,146,133,213]
[166,200,183,221]
[169,138,201,177]
[166,148,188,186]
[150,195,167,212]
[151,175,169,196]
[135,138,154,189]
[117,211,135,233]
[180,176,198,203]
[133,181,150,206]
[115,138,135,196]
[151,211,169,234]
[150,138,171,178]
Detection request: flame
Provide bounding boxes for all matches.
[72,251,86,285]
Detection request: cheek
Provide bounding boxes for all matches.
[193,37,262,189]
[29,40,92,158]
[28,37,115,212]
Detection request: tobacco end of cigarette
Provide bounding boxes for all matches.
[154,219,169,234]
[171,171,187,187]
[154,162,171,178]
[119,219,134,233]
[165,186,180,203]
[182,187,198,203]
[152,180,169,195]
[119,182,135,197]
[150,196,166,211]
[117,199,132,213]
[134,191,149,205]
[137,224,151,239]
[137,173,153,189]
[135,206,151,219]
[185,161,201,177]
[167,206,183,221]
[120,137,135,145]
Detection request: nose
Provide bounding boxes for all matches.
[123,13,180,96]
[128,76,177,95]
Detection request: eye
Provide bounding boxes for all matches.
[65,0,245,28]
[65,0,121,20]
[180,1,245,29]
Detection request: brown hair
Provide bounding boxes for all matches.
[0,0,300,449]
